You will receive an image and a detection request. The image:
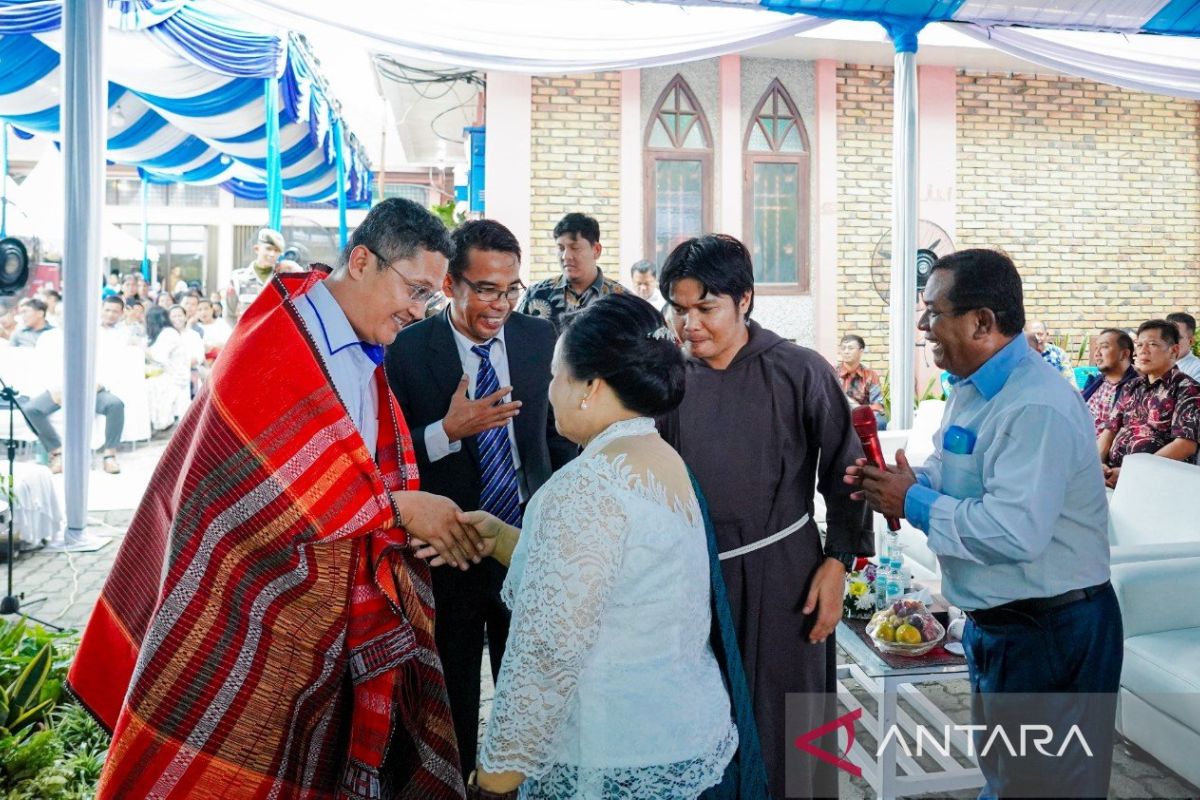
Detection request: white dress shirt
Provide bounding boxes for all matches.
[295,281,380,458]
[424,319,527,501]
[1178,351,1200,382]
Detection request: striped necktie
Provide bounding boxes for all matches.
[471,340,522,526]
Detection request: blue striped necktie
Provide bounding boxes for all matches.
[471,340,522,526]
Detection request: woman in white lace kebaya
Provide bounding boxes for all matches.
[448,294,738,799]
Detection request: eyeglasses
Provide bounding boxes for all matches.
[366,248,439,306]
[456,275,525,304]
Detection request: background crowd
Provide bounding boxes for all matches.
[28,199,1174,798]
[1,211,1195,497]
[839,309,1200,488]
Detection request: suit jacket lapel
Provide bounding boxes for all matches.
[505,318,536,454]
[430,311,481,463]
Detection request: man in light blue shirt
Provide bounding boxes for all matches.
[296,279,382,458]
[848,249,1121,799]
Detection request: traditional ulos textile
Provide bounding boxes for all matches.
[67,270,464,800]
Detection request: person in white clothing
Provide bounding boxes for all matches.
[1168,311,1200,382]
[195,298,232,364]
[169,304,205,396]
[144,305,190,431]
[420,293,738,800]
[15,298,128,474]
[630,259,667,311]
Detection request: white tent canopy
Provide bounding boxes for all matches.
[35,0,1200,541]
[235,0,830,73]
[11,145,159,262]
[235,0,1200,98]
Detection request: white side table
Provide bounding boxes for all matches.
[835,619,984,799]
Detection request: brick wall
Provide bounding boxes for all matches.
[957,71,1200,358]
[835,64,895,364]
[528,73,622,281]
[835,64,1200,369]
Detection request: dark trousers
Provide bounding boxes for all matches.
[433,559,511,778]
[963,582,1123,799]
[18,390,125,452]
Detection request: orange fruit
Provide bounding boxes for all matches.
[895,623,922,645]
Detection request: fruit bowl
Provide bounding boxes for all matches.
[866,598,945,656]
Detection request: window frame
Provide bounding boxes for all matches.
[742,78,811,295]
[643,75,714,266]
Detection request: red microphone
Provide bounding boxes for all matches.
[851,405,901,531]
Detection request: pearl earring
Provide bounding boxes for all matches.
[580,401,588,410]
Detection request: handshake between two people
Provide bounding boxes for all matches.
[842,448,919,521]
[388,490,517,571]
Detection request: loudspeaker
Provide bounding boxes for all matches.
[0,238,29,296]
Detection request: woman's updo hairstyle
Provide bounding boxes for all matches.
[560,292,685,417]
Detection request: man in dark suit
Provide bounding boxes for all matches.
[386,219,576,777]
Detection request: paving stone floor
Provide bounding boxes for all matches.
[6,442,1196,799]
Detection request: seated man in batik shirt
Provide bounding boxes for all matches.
[1082,328,1137,436]
[1098,320,1200,487]
[838,334,888,430]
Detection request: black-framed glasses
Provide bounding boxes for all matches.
[366,247,439,305]
[456,275,525,304]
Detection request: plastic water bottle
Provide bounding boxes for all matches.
[891,552,908,594]
[875,557,891,610]
[884,531,900,563]
[885,574,903,605]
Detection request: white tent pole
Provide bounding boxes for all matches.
[62,0,104,543]
[888,28,919,430]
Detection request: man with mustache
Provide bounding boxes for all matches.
[850,249,1121,799]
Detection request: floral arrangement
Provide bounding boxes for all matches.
[842,563,880,619]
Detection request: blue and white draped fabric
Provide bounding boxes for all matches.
[0,0,371,207]
[236,0,1199,97]
[748,0,1200,96]
[663,0,1200,96]
[753,0,1200,35]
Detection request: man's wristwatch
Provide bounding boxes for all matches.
[466,771,519,800]
[825,551,857,572]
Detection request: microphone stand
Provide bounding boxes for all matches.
[0,375,60,631]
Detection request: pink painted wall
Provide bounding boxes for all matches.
[484,72,532,281]
[916,65,957,396]
[717,55,741,236]
[813,58,839,360]
[918,65,956,238]
[619,69,643,283]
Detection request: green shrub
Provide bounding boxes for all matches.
[0,619,109,798]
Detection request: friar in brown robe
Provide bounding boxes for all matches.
[661,318,873,798]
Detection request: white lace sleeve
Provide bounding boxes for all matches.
[479,463,629,778]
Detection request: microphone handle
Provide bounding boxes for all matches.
[861,435,902,531]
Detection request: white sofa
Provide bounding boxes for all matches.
[879,413,1200,579]
[1106,453,1200,565]
[1110,557,1200,789]
[874,401,945,581]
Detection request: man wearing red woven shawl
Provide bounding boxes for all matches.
[68,199,484,799]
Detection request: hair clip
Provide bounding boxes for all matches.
[647,326,675,342]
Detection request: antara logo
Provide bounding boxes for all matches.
[793,708,864,778]
[794,711,1094,778]
[878,724,1094,760]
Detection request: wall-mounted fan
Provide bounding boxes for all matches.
[869,220,955,304]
